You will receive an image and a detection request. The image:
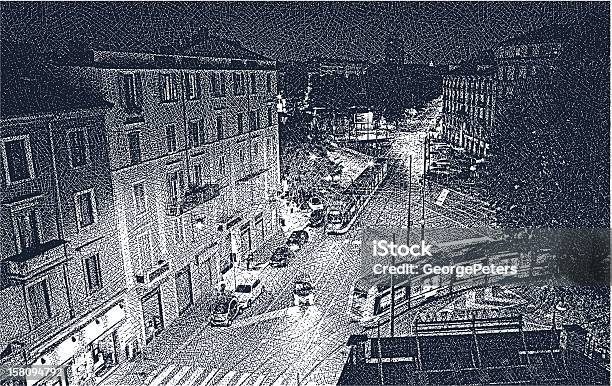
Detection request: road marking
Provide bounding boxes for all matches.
[251,375,266,386]
[166,366,190,386]
[179,367,207,386]
[216,370,236,386]
[192,368,216,386]
[233,372,251,386]
[271,375,286,386]
[149,365,176,386]
[435,188,449,206]
[229,307,288,328]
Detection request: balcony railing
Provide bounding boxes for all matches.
[165,183,220,216]
[1,239,67,281]
[183,183,220,211]
[135,260,170,285]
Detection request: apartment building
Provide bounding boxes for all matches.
[494,24,569,99]
[0,50,133,385]
[441,52,497,158]
[442,25,575,159]
[56,32,281,347]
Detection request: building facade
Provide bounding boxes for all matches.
[442,65,496,158]
[0,65,133,385]
[442,25,572,159]
[56,34,281,350]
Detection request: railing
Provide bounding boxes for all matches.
[165,183,220,216]
[135,260,170,285]
[1,239,67,281]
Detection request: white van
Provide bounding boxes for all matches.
[234,277,264,309]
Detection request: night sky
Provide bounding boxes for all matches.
[1,2,608,64]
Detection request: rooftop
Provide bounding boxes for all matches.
[498,24,573,47]
[1,43,112,119]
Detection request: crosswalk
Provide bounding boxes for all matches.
[144,365,318,386]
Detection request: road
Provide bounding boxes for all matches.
[102,107,493,386]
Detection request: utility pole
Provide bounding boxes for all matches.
[407,155,412,246]
[421,135,427,243]
[390,233,396,339]
[377,321,384,385]
[407,155,412,310]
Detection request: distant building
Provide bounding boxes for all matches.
[306,57,369,78]
[0,49,132,385]
[442,50,496,158]
[494,24,570,99]
[442,24,578,159]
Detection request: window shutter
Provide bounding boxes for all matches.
[196,73,202,98]
[117,74,125,107]
[135,72,143,107]
[172,74,178,100]
[159,74,165,102]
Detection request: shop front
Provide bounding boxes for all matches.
[27,302,125,386]
[142,290,163,344]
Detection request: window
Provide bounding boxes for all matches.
[239,148,245,164]
[237,113,244,135]
[233,72,246,95]
[216,116,224,140]
[69,130,87,167]
[160,73,178,102]
[165,125,177,153]
[2,136,34,183]
[174,218,184,243]
[250,73,257,94]
[27,279,51,328]
[266,73,272,93]
[122,73,142,112]
[267,107,273,127]
[211,72,226,97]
[253,142,259,156]
[219,156,226,176]
[14,208,39,252]
[266,137,272,158]
[128,132,141,165]
[76,189,97,229]
[249,111,257,131]
[184,72,201,100]
[189,120,201,148]
[194,164,203,187]
[137,232,152,266]
[84,254,103,293]
[133,182,147,213]
[168,170,185,202]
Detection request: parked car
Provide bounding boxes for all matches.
[293,274,315,306]
[234,277,264,309]
[270,246,293,268]
[308,196,324,211]
[309,209,325,228]
[210,294,239,327]
[287,230,309,251]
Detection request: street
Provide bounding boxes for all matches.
[101,105,499,386]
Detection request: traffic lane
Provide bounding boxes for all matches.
[278,232,366,383]
[199,229,365,376]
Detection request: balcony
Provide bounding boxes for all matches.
[2,239,67,281]
[135,260,170,285]
[165,183,220,216]
[237,168,269,184]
